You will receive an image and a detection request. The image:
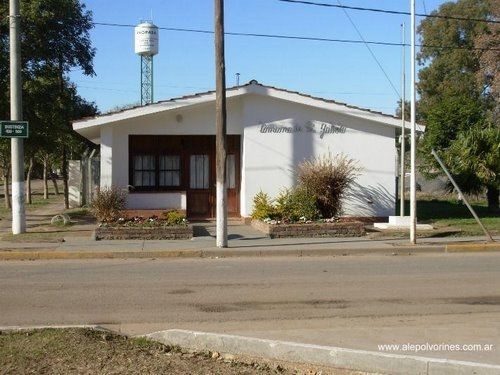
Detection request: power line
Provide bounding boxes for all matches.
[335,0,400,98]
[76,80,393,96]
[92,22,500,52]
[278,0,500,24]
[422,0,428,15]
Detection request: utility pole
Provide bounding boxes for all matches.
[214,0,228,248]
[9,0,26,234]
[400,23,406,218]
[410,0,417,243]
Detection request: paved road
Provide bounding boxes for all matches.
[1,253,499,365]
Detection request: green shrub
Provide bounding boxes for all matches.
[90,186,127,222]
[275,188,320,222]
[251,191,275,220]
[297,153,360,218]
[275,189,296,221]
[291,187,321,221]
[162,210,187,226]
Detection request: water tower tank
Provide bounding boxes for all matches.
[134,22,159,56]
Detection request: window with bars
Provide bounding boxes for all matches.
[159,155,181,187]
[133,155,156,187]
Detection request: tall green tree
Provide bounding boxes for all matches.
[417,0,499,208]
[0,0,97,207]
[474,0,499,124]
[0,6,10,208]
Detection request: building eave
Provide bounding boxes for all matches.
[72,80,425,135]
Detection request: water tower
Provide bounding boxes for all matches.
[134,21,159,105]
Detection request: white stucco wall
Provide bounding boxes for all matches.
[100,98,243,209]
[240,94,396,217]
[100,126,113,188]
[98,94,396,216]
[126,192,187,210]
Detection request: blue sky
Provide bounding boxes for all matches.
[70,0,449,114]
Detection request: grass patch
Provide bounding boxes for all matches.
[395,197,499,237]
[64,207,90,218]
[1,231,66,243]
[0,328,304,374]
[0,195,63,219]
[431,217,500,236]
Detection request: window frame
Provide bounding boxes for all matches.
[128,135,241,193]
[158,154,182,188]
[189,154,210,190]
[132,154,157,189]
[130,152,184,192]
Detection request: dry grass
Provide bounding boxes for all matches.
[297,153,360,218]
[0,328,351,375]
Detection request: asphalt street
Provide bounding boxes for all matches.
[1,253,499,364]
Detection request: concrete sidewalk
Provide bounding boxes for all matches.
[0,231,498,260]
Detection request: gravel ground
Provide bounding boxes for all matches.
[0,328,357,375]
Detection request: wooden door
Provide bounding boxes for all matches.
[186,135,240,219]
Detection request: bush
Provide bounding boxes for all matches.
[297,153,360,218]
[291,187,321,221]
[162,210,188,226]
[275,188,321,222]
[251,191,275,220]
[252,188,320,223]
[90,186,127,222]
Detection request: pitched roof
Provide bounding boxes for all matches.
[73,80,424,133]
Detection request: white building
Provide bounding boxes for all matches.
[73,80,421,219]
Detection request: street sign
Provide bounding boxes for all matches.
[0,121,29,138]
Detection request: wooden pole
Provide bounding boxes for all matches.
[214,0,228,248]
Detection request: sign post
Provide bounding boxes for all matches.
[0,121,29,138]
[410,0,417,244]
[9,0,26,235]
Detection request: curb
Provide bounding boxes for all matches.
[0,245,445,261]
[0,250,203,260]
[0,324,107,332]
[446,242,500,252]
[144,329,500,375]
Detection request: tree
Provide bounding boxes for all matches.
[474,1,499,125]
[395,100,411,122]
[0,4,10,208]
[0,0,96,208]
[21,66,96,203]
[446,124,499,208]
[417,0,499,208]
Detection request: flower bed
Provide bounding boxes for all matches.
[94,214,192,240]
[94,226,192,240]
[251,219,365,239]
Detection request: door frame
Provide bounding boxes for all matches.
[186,135,240,219]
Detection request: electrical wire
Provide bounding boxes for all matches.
[278,0,499,24]
[422,0,428,15]
[335,0,400,98]
[92,22,500,52]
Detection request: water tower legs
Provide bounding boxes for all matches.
[141,55,153,105]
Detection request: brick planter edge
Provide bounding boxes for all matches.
[251,220,365,238]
